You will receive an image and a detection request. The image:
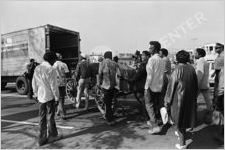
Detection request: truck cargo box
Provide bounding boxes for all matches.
[1,24,80,94]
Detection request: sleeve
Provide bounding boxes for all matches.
[166,59,172,74]
[192,67,199,98]
[75,63,80,81]
[196,60,204,87]
[49,69,60,101]
[214,56,224,70]
[64,63,69,73]
[144,59,154,90]
[98,62,104,86]
[132,63,145,81]
[116,63,121,78]
[32,70,38,97]
[164,68,178,107]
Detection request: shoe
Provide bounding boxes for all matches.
[48,135,63,143]
[61,116,66,120]
[75,102,80,109]
[175,131,179,137]
[175,131,180,140]
[75,99,80,109]
[147,121,151,126]
[148,126,162,134]
[106,120,116,126]
[38,139,48,146]
[175,143,186,149]
[186,128,193,132]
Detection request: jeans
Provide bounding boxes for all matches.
[57,86,66,116]
[39,100,58,144]
[27,78,33,99]
[198,89,213,111]
[102,88,115,122]
[144,88,163,127]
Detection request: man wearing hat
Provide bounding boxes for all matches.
[74,52,90,109]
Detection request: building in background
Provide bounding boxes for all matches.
[118,52,133,66]
[89,52,103,63]
[202,43,218,61]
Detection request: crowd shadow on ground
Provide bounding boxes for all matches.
[49,100,146,149]
[186,108,224,149]
[186,125,224,149]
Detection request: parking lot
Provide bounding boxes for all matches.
[1,83,224,149]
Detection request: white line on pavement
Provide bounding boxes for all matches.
[1,94,27,98]
[1,119,74,130]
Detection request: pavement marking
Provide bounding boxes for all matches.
[1,119,74,130]
[1,94,27,98]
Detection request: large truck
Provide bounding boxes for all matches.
[1,24,80,94]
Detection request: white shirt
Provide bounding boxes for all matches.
[145,54,165,92]
[195,57,210,89]
[32,61,59,103]
[53,60,69,86]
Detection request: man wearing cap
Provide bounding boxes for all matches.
[74,53,90,109]
[26,58,39,99]
[212,43,224,106]
[53,53,70,119]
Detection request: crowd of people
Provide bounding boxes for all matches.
[29,41,224,148]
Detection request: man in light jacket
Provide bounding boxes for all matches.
[32,51,61,146]
[53,53,70,119]
[194,48,213,111]
[145,41,165,134]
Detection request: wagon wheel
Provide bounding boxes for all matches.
[93,86,118,118]
[93,86,106,116]
[66,79,77,103]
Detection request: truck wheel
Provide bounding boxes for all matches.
[16,76,28,95]
[1,82,7,89]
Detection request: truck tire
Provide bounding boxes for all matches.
[16,76,28,95]
[1,82,7,89]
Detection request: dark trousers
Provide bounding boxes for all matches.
[144,88,164,127]
[27,78,33,99]
[177,128,186,146]
[57,86,66,115]
[102,88,114,122]
[216,94,224,115]
[39,100,58,144]
[138,93,150,121]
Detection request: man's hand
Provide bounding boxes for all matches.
[55,101,59,106]
[164,101,170,109]
[211,72,216,78]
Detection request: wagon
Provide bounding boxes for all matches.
[65,62,144,117]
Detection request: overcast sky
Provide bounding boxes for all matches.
[0,1,224,55]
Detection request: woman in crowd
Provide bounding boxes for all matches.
[164,50,198,149]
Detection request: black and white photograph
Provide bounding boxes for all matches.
[0,0,224,149]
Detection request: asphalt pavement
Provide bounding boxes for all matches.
[1,84,224,149]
